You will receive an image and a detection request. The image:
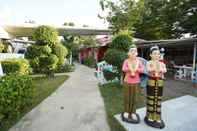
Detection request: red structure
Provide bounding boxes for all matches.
[79,35,111,63]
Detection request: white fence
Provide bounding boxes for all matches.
[0,53,24,60]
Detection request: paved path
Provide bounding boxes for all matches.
[9,64,110,131]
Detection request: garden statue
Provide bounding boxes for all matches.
[121,44,144,123]
[144,45,167,129]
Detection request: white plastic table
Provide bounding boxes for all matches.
[174,65,193,80]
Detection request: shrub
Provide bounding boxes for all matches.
[103,69,118,81]
[25,45,59,75]
[25,45,52,59]
[83,56,96,67]
[52,43,68,66]
[39,54,58,75]
[29,57,40,73]
[1,58,30,75]
[55,64,74,73]
[104,49,127,78]
[111,31,133,52]
[104,49,127,71]
[33,25,58,47]
[0,74,34,121]
[25,25,61,75]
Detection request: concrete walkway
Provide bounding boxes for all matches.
[9,64,110,131]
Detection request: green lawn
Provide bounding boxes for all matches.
[1,75,68,131]
[99,83,125,131]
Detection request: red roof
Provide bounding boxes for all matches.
[96,35,111,46]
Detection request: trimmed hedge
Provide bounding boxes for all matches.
[1,58,30,75]
[0,74,34,121]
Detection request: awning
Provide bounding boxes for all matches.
[136,38,197,48]
[0,26,11,39]
[2,24,111,37]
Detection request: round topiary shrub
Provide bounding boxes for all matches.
[25,25,61,75]
[52,43,68,66]
[25,45,52,59]
[33,25,58,47]
[39,54,59,75]
[29,57,40,73]
[110,31,133,52]
[104,49,127,72]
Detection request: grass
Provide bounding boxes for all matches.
[30,75,68,107]
[99,82,146,131]
[1,75,68,131]
[99,79,197,131]
[99,82,126,131]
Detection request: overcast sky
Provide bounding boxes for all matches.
[0,0,109,28]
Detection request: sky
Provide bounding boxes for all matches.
[0,0,109,28]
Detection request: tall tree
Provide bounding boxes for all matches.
[178,0,197,37]
[100,0,197,40]
[133,0,197,39]
[133,0,174,40]
[99,0,145,33]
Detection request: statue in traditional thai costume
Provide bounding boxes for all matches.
[144,45,167,129]
[121,44,144,123]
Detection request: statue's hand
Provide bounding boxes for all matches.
[130,71,136,77]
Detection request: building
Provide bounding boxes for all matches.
[79,35,111,63]
[0,23,110,53]
[136,38,197,80]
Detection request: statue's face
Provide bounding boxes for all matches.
[150,50,160,60]
[128,48,138,59]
